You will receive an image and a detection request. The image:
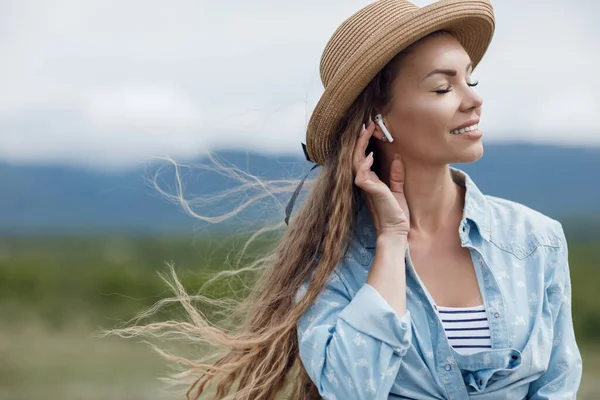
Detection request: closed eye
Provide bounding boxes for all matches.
[435,80,479,94]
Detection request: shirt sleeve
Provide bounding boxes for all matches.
[528,222,583,399]
[296,269,412,400]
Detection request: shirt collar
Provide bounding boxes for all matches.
[354,167,491,249]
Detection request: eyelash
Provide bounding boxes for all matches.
[435,80,479,94]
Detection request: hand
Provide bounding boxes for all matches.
[352,119,410,238]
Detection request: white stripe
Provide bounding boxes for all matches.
[447,337,491,347]
[444,329,491,338]
[442,319,489,329]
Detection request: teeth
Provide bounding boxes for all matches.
[449,123,478,135]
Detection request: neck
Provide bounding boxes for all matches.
[379,159,465,237]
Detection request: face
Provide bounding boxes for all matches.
[374,33,484,166]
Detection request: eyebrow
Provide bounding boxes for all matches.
[422,61,473,81]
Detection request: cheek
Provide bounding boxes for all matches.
[415,101,453,131]
[398,98,453,136]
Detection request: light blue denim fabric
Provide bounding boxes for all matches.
[295,167,582,399]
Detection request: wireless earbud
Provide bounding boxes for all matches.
[374,114,394,143]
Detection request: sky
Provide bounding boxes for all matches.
[1,0,598,170]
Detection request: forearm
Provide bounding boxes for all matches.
[298,278,413,399]
[367,234,408,318]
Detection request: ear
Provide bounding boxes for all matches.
[371,116,387,142]
[372,125,386,141]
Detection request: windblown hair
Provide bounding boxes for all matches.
[103,30,451,400]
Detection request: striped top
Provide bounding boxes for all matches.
[436,304,492,355]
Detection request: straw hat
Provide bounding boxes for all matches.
[304,0,495,166]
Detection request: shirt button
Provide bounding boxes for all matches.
[494,312,500,318]
[393,347,402,354]
[444,364,452,371]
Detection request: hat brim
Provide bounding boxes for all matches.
[306,0,495,165]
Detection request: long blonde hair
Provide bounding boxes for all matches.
[104,31,448,400]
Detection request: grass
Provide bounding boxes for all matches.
[0,234,597,398]
[0,320,175,400]
[580,344,600,399]
[0,320,598,400]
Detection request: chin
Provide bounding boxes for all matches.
[451,141,484,164]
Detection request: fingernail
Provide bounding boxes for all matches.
[360,123,365,135]
[367,151,373,159]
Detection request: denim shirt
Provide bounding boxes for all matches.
[295,168,582,399]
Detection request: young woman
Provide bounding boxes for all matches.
[110,0,582,398]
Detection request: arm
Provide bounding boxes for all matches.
[527,222,582,399]
[296,235,411,400]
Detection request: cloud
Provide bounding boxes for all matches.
[0,0,598,169]
[83,85,200,130]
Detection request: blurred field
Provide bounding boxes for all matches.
[1,324,599,399]
[0,231,598,399]
[5,325,598,400]
[0,321,172,400]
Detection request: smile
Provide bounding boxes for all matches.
[449,124,478,135]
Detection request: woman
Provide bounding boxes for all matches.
[292,0,582,397]
[110,0,582,398]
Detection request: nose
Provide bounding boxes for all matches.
[460,85,483,112]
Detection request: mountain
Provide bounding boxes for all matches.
[1,143,599,236]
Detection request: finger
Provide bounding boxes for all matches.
[355,156,378,196]
[354,151,374,187]
[389,153,406,194]
[371,124,387,142]
[352,122,371,171]
[352,120,375,172]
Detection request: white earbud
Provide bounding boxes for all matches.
[374,114,394,143]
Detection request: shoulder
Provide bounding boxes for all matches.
[484,195,565,257]
[485,194,561,231]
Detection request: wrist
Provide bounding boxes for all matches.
[376,233,408,249]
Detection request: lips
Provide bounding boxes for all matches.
[450,118,480,132]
